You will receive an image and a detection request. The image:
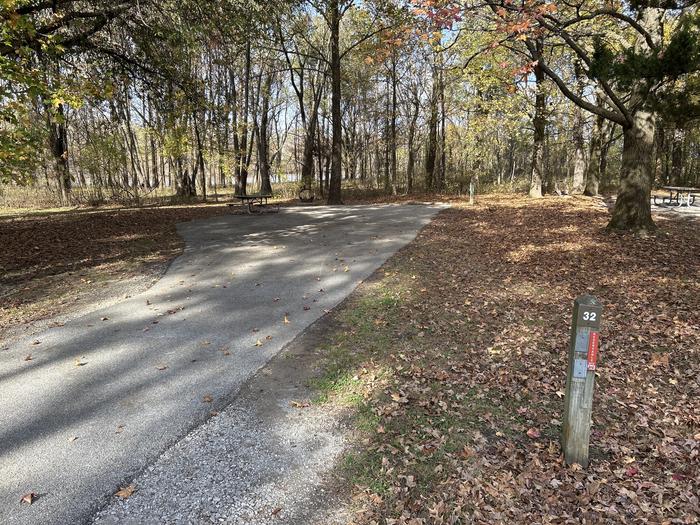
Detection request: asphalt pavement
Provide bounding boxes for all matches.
[0,204,442,525]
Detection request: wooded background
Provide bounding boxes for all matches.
[1,1,699,230]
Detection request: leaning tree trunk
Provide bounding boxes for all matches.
[608,110,656,231]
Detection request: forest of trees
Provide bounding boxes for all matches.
[1,0,700,230]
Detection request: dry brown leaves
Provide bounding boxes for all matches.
[344,196,699,524]
[0,204,230,335]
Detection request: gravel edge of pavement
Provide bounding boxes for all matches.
[90,299,356,525]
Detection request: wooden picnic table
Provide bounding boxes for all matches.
[228,193,279,214]
[654,186,700,207]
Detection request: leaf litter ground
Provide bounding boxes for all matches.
[0,204,231,340]
[312,195,698,524]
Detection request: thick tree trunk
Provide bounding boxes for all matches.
[530,57,546,198]
[608,110,656,231]
[327,0,343,205]
[175,156,196,198]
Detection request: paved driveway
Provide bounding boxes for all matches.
[0,204,442,525]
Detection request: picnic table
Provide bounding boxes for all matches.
[654,186,699,207]
[228,193,279,214]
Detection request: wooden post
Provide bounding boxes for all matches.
[562,294,603,467]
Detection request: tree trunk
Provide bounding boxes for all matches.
[437,61,446,192]
[49,103,71,204]
[258,72,273,195]
[530,52,546,198]
[235,41,252,196]
[670,126,684,186]
[608,110,656,231]
[390,54,398,195]
[327,0,343,205]
[193,112,206,201]
[406,95,419,194]
[425,59,439,192]
[571,61,586,194]
[585,113,604,196]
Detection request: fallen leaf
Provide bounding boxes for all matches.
[284,314,290,324]
[271,507,282,516]
[291,400,311,408]
[203,394,214,403]
[650,353,669,367]
[156,365,168,371]
[20,492,36,505]
[101,317,109,321]
[115,485,136,499]
[255,340,263,347]
[115,424,125,434]
[24,354,33,361]
[526,427,541,439]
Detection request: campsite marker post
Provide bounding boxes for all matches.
[562,294,603,468]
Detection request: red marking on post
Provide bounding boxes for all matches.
[587,332,599,370]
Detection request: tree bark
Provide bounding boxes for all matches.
[670,125,684,186]
[608,109,656,231]
[425,57,439,192]
[607,7,662,230]
[584,113,604,196]
[530,47,546,198]
[49,103,71,204]
[406,94,419,194]
[327,0,343,205]
[390,54,398,195]
[571,62,586,194]
[258,72,273,195]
